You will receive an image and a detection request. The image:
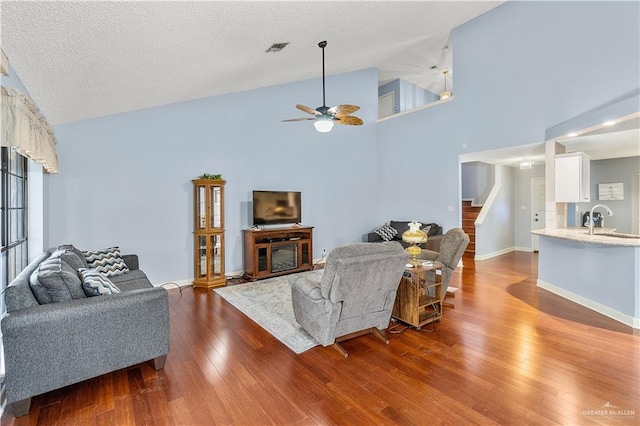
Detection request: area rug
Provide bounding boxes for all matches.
[213,269,324,354]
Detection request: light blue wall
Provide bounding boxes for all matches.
[16,0,640,284]
[378,78,438,116]
[538,237,640,323]
[1,64,30,94]
[47,69,379,283]
[378,80,400,114]
[377,1,640,233]
[461,162,494,204]
[476,165,515,258]
[567,156,640,233]
[398,79,438,111]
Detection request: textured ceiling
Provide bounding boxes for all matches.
[0,1,503,125]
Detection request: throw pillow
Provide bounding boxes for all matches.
[50,248,87,271]
[374,224,398,241]
[78,268,121,296]
[58,244,89,268]
[29,257,87,304]
[82,247,130,277]
[422,223,439,236]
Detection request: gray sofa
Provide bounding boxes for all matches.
[367,220,444,252]
[1,246,170,417]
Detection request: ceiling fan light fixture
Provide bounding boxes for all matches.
[282,40,362,130]
[314,119,334,133]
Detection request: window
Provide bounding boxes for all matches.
[1,147,28,301]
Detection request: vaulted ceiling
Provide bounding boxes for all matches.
[1,1,503,125]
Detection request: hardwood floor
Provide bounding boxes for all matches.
[3,251,639,425]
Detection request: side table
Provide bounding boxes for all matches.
[391,261,443,330]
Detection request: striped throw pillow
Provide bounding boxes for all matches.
[374,224,398,241]
[78,268,121,296]
[82,246,130,277]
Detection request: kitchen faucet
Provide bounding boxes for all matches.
[588,204,614,235]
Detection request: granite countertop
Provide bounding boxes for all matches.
[531,227,640,247]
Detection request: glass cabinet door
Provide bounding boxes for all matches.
[195,185,206,229]
[197,235,207,278]
[209,234,224,279]
[210,186,222,229]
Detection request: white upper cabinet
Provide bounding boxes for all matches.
[555,152,590,202]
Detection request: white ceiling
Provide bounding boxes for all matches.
[0,1,503,125]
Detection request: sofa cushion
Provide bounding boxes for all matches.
[82,246,130,277]
[78,268,121,296]
[50,248,86,271]
[57,244,89,268]
[29,257,87,304]
[374,223,398,241]
[109,270,153,291]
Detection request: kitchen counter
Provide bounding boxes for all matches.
[531,227,640,247]
[532,228,640,329]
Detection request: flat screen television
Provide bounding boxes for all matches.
[252,190,301,226]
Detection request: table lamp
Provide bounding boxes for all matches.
[402,221,428,267]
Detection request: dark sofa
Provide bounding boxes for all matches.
[1,246,170,416]
[367,220,444,252]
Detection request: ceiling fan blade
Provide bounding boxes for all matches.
[282,117,317,122]
[328,104,360,116]
[296,104,321,116]
[335,115,363,126]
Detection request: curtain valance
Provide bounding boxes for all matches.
[1,86,58,173]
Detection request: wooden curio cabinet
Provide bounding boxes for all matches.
[192,179,226,289]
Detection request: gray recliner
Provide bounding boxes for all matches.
[418,227,470,295]
[289,241,408,356]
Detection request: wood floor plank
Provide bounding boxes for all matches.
[3,251,639,425]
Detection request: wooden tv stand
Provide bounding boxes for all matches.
[243,226,314,280]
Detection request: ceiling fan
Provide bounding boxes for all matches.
[282,41,363,132]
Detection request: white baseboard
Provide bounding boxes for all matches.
[474,246,515,261]
[537,279,639,329]
[155,270,245,288]
[514,246,533,252]
[155,279,192,288]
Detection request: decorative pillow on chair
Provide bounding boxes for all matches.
[78,268,121,296]
[82,247,130,277]
[374,224,398,241]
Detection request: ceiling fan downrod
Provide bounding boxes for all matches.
[319,40,327,110]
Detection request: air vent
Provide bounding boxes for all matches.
[266,43,289,53]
